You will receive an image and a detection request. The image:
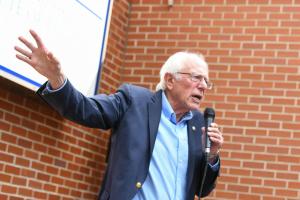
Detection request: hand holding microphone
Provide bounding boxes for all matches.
[199,108,224,199]
[203,108,224,158]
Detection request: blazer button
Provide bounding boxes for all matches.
[136,182,142,189]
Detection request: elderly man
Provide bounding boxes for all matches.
[15,30,223,200]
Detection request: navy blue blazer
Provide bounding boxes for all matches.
[37,80,219,200]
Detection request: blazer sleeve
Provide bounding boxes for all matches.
[198,156,220,197]
[36,79,132,129]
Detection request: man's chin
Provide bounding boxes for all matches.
[188,103,201,111]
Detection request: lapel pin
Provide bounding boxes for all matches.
[192,126,196,131]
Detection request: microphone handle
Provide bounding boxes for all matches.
[205,117,214,153]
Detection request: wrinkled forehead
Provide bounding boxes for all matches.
[181,56,209,77]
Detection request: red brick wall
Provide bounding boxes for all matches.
[0,79,106,200]
[99,0,130,93]
[1,0,300,200]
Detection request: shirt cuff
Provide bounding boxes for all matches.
[209,158,220,172]
[45,79,67,93]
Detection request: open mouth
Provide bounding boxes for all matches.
[191,94,202,103]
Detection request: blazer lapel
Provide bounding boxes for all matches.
[148,90,163,157]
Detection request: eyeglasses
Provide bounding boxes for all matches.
[175,72,213,89]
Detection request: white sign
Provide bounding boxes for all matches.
[0,0,112,96]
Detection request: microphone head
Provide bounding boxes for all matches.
[204,107,215,119]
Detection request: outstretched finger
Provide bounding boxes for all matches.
[18,36,35,51]
[14,46,32,58]
[16,54,34,67]
[29,29,45,48]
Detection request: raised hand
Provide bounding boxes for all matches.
[15,29,65,89]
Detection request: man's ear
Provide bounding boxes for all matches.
[164,72,175,90]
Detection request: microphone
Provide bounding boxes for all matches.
[204,108,215,154]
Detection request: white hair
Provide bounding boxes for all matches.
[155,51,208,91]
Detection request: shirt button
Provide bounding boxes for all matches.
[136,182,142,189]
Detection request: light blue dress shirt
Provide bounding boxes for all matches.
[132,92,219,200]
[132,92,192,200]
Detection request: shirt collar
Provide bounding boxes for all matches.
[162,91,193,124]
